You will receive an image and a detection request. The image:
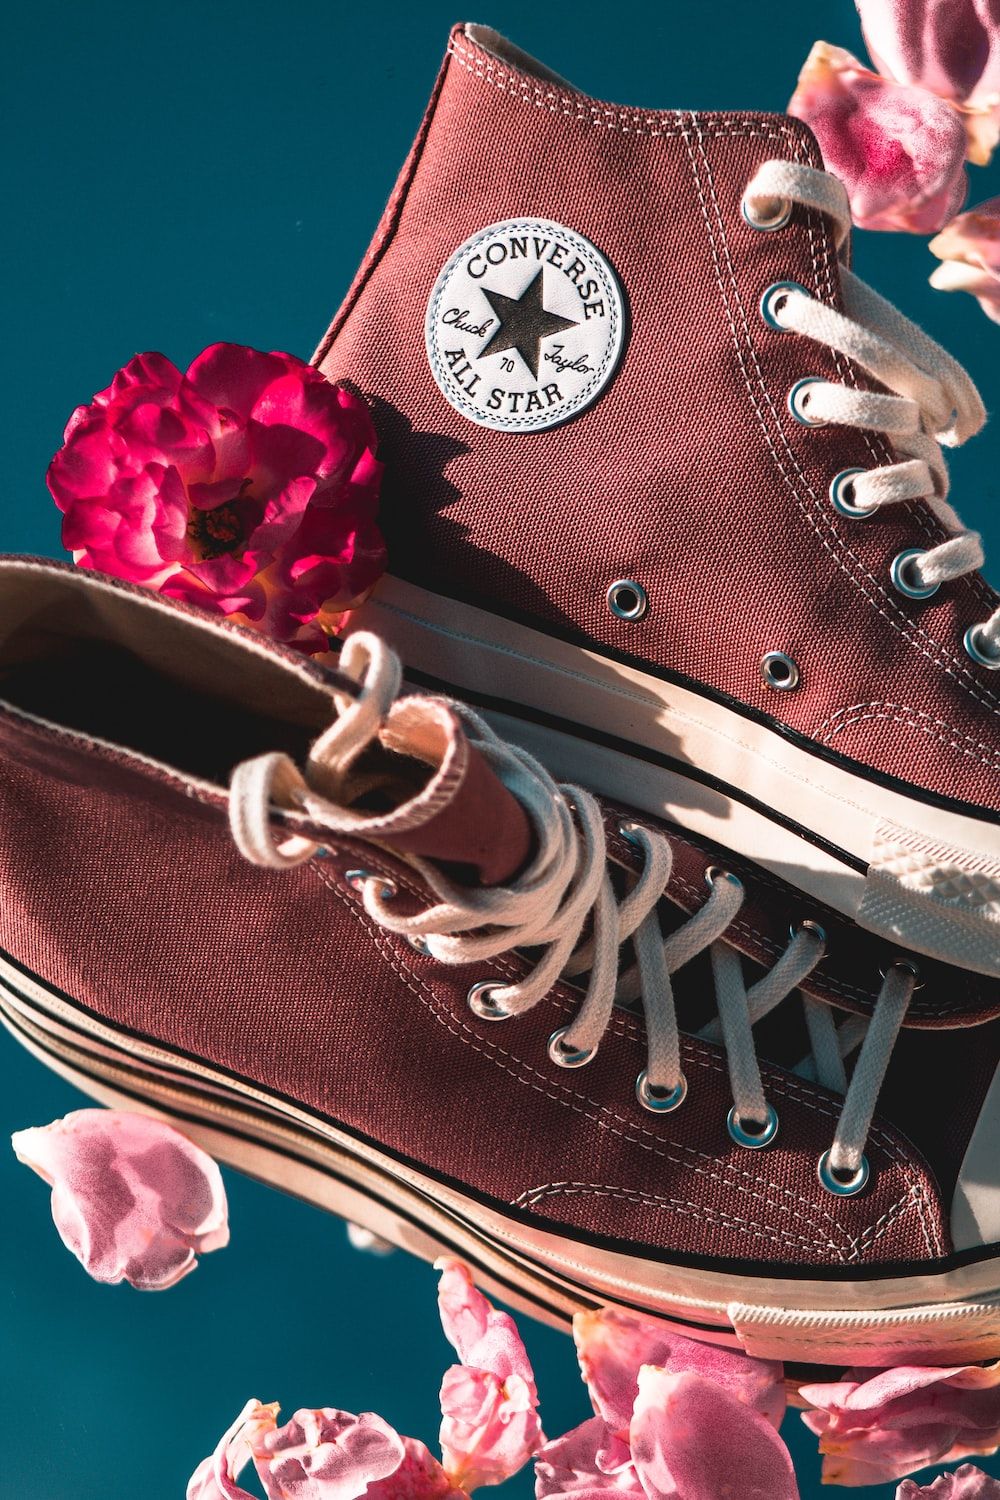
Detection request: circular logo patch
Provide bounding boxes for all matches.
[425,218,625,433]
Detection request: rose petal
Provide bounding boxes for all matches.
[438,1364,542,1492]
[251,1408,406,1500]
[897,1464,1000,1498]
[856,0,1000,163]
[930,198,1000,318]
[12,1108,229,1289]
[363,1435,468,1499]
[789,40,969,231]
[434,1259,543,1489]
[187,1400,280,1500]
[435,1258,537,1387]
[534,1416,645,1497]
[629,1368,799,1500]
[800,1362,1000,1487]
[573,1307,785,1436]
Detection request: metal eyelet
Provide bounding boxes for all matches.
[789,917,827,944]
[607,579,648,621]
[727,1103,779,1149]
[636,1070,688,1113]
[346,869,398,900]
[818,1149,870,1196]
[467,981,513,1022]
[547,1026,597,1069]
[879,957,925,991]
[890,549,939,600]
[617,820,646,849]
[830,467,876,519]
[312,846,331,860]
[761,650,800,691]
[787,377,828,426]
[406,934,431,955]
[705,866,745,893]
[965,624,1000,670]
[741,192,793,232]
[759,280,811,331]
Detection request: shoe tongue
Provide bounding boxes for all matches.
[366,695,536,886]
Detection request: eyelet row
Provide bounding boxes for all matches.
[346,859,875,1196]
[755,277,1000,671]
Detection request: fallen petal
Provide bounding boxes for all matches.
[897,1464,1000,1498]
[434,1258,543,1487]
[12,1108,229,1289]
[930,198,1000,318]
[534,1416,645,1497]
[573,1307,785,1436]
[345,1223,395,1255]
[187,1399,280,1500]
[252,1408,406,1499]
[800,1362,1000,1487]
[789,40,968,231]
[630,1367,799,1500]
[364,1435,468,1499]
[856,0,1000,164]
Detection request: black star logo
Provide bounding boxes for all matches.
[478,270,579,379]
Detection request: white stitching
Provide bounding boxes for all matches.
[817,702,1000,768]
[680,113,1000,717]
[313,859,937,1260]
[511,1181,848,1259]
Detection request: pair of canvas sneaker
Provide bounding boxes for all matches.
[3,24,1000,1372]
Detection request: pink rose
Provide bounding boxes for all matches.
[857,0,1000,164]
[801,1362,1000,1487]
[12,1108,228,1289]
[789,40,969,232]
[930,197,1000,317]
[46,343,385,652]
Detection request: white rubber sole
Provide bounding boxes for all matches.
[3,952,1000,1368]
[347,577,1000,979]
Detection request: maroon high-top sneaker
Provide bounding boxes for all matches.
[315,23,1000,978]
[2,558,1000,1367]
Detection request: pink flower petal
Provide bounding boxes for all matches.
[897,1465,1000,1498]
[857,0,1000,164]
[252,1408,407,1499]
[363,1436,468,1499]
[436,1258,537,1386]
[930,198,1000,318]
[534,1416,645,1497]
[573,1307,785,1437]
[789,40,969,231]
[800,1362,1000,1487]
[434,1258,543,1489]
[186,343,300,426]
[629,1368,799,1500]
[187,1400,280,1500]
[12,1108,229,1289]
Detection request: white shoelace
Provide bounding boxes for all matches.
[230,634,916,1196]
[744,159,1000,665]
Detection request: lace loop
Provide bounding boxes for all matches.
[229,640,915,1188]
[750,158,999,655]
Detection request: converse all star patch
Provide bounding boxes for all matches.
[424,217,625,432]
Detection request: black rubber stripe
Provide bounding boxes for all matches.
[389,582,1000,827]
[404,663,870,875]
[2,948,998,1283]
[2,1002,750,1340]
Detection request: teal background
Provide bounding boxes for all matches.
[3,2,1000,1495]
